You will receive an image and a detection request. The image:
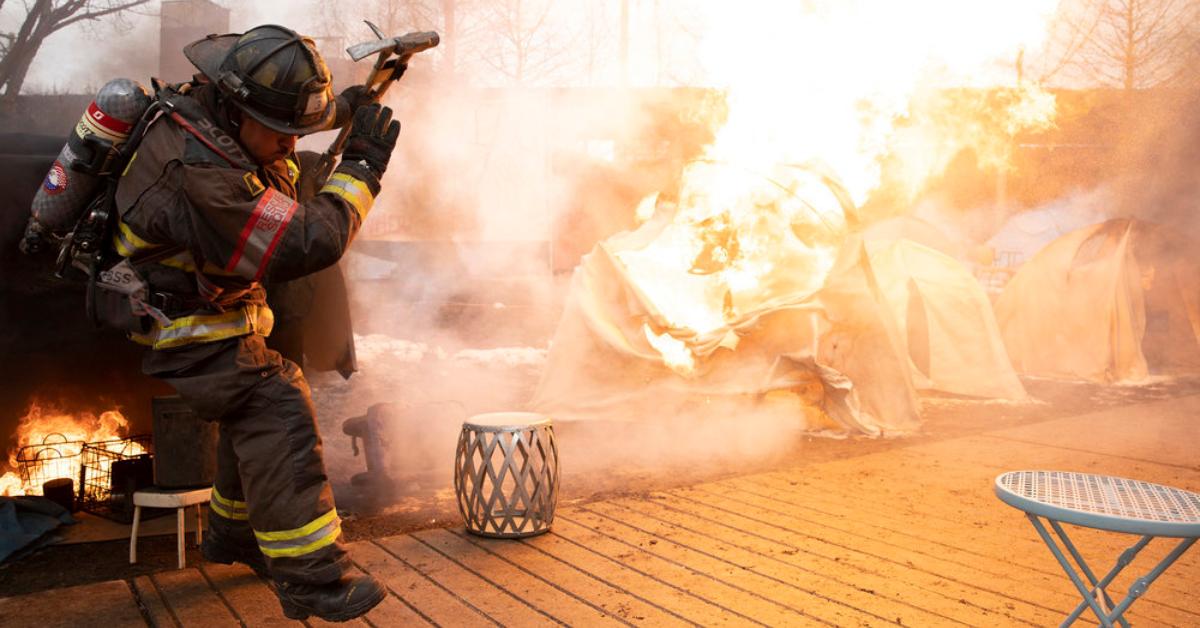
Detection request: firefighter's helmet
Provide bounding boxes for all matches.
[183,24,335,135]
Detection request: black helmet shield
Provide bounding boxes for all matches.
[184,24,336,136]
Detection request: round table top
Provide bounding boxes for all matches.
[463,411,551,432]
[995,470,1200,538]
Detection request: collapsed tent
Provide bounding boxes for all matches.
[866,238,1026,399]
[531,200,921,436]
[994,218,1200,382]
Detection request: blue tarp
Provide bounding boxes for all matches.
[0,496,76,563]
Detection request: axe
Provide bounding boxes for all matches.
[315,23,439,184]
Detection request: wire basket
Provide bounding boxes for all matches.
[15,434,85,496]
[79,435,153,522]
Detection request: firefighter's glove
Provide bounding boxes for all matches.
[342,104,399,182]
[332,85,372,129]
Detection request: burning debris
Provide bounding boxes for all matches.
[0,404,144,498]
[527,2,1068,435]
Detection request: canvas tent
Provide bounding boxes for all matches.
[994,219,1200,382]
[865,238,1026,399]
[531,201,922,436]
[987,196,1108,268]
[863,215,967,261]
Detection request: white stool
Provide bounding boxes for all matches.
[129,487,211,569]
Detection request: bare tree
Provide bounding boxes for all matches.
[1039,0,1200,89]
[479,0,572,85]
[0,0,152,100]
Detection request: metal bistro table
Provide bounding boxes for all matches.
[995,470,1200,627]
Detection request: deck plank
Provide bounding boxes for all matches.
[554,509,822,626]
[513,520,746,625]
[374,534,554,626]
[351,538,494,627]
[341,559,433,627]
[196,562,298,627]
[596,494,997,626]
[0,579,146,628]
[131,575,176,628]
[451,528,693,627]
[150,568,240,628]
[413,528,625,626]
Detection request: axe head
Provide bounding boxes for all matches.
[347,31,440,62]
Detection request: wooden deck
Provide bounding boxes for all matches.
[4,395,1199,627]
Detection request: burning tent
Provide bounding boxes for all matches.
[995,218,1200,382]
[532,164,920,436]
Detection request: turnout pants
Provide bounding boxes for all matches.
[144,333,348,584]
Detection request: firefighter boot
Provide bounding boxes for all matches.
[274,574,386,622]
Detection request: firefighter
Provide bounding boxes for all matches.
[112,25,394,621]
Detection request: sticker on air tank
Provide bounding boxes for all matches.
[43,162,68,194]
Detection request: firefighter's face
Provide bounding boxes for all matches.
[238,116,297,165]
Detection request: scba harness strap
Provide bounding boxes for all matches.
[93,84,270,347]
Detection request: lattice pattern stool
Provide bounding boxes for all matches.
[454,412,559,538]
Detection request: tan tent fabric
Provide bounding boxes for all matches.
[994,220,1149,382]
[865,239,1026,399]
[862,215,966,260]
[532,215,921,435]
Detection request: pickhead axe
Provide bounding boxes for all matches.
[315,23,439,183]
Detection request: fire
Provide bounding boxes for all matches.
[618,1,1059,370]
[643,323,697,376]
[0,403,142,497]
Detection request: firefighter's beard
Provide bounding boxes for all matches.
[237,116,298,166]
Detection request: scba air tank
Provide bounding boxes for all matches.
[30,78,152,234]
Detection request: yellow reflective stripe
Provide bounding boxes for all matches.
[210,486,250,521]
[209,499,249,521]
[154,310,251,347]
[320,173,374,221]
[113,221,160,257]
[258,524,341,558]
[211,486,246,509]
[254,508,338,542]
[158,251,196,272]
[121,221,159,250]
[121,151,138,177]
[254,508,342,558]
[285,158,300,184]
[139,304,275,350]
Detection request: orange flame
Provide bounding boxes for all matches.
[0,403,141,497]
[619,1,1059,371]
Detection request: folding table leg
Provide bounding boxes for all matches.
[1050,520,1146,628]
[1026,515,1118,628]
[1028,515,1199,627]
[1103,537,1197,623]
